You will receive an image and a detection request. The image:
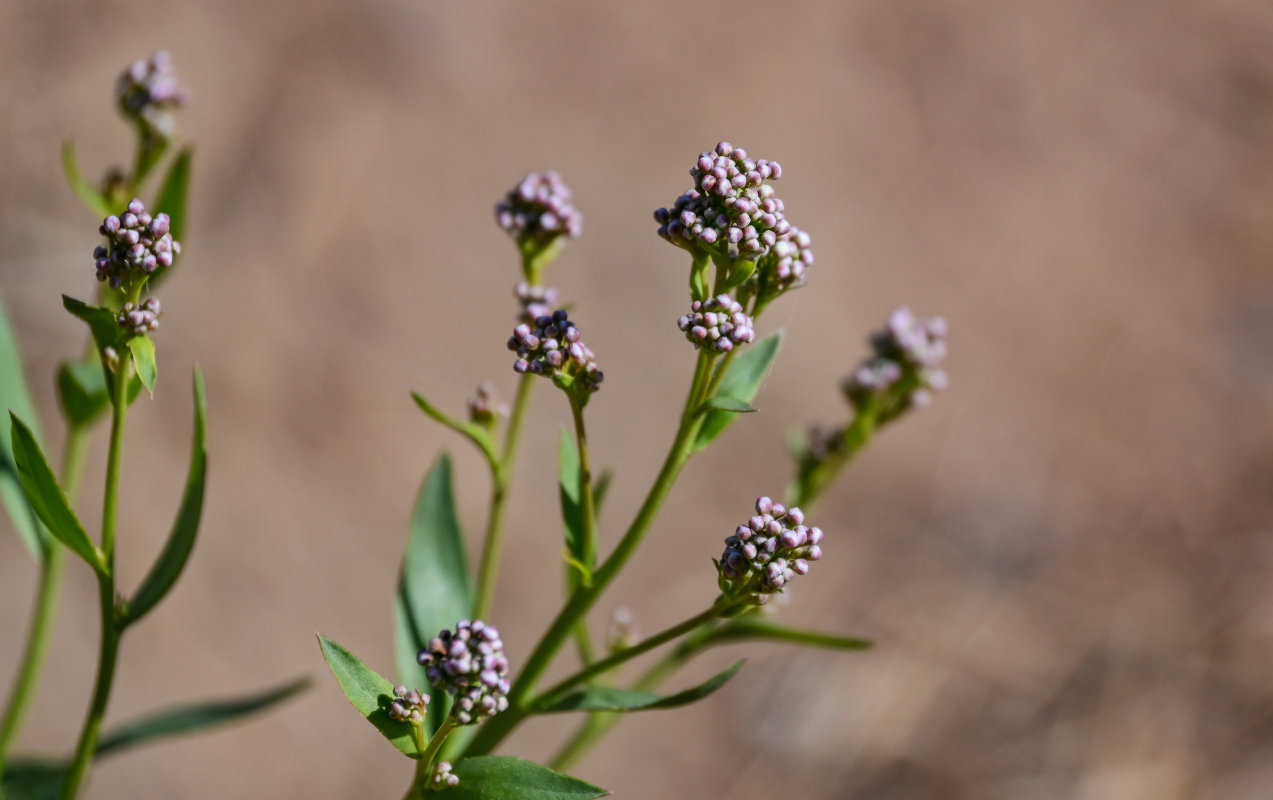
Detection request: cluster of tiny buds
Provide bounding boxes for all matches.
[655,142,789,260]
[417,620,510,725]
[467,382,506,426]
[117,298,161,336]
[509,310,603,393]
[495,171,582,243]
[678,294,755,353]
[388,685,429,725]
[719,497,823,603]
[115,51,186,139]
[432,761,459,789]
[94,199,180,289]
[606,607,638,653]
[514,282,559,324]
[844,307,949,411]
[103,347,120,372]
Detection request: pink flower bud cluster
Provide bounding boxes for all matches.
[388,685,428,724]
[115,51,186,140]
[417,620,510,725]
[93,199,180,290]
[844,307,948,412]
[495,172,582,245]
[117,298,161,336]
[677,294,755,353]
[719,497,823,604]
[508,310,603,394]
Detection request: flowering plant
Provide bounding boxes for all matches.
[0,54,303,800]
[318,144,948,797]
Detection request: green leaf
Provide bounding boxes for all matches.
[153,148,192,243]
[701,396,756,414]
[699,617,872,652]
[9,414,104,575]
[411,392,499,471]
[1,759,63,800]
[538,660,744,713]
[692,330,783,452]
[558,428,588,572]
[0,293,49,560]
[61,296,120,357]
[127,336,157,397]
[318,635,421,758]
[96,676,309,757]
[447,757,609,799]
[123,369,206,626]
[1,678,309,800]
[591,468,612,516]
[60,140,113,219]
[394,453,472,736]
[56,359,111,428]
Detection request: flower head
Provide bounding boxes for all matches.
[678,294,755,353]
[655,142,789,262]
[508,310,603,395]
[387,685,429,725]
[93,199,180,290]
[117,298,161,336]
[417,620,510,725]
[495,172,582,254]
[515,282,559,324]
[843,307,948,414]
[718,497,823,604]
[750,226,814,302]
[432,762,459,789]
[115,51,186,141]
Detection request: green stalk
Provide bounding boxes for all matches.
[0,428,91,778]
[463,351,716,757]
[58,343,133,800]
[533,600,731,708]
[402,717,458,800]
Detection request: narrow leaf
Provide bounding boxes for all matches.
[700,617,872,652]
[394,453,472,736]
[127,336,157,397]
[61,296,121,357]
[558,428,586,569]
[447,756,609,799]
[701,396,756,414]
[318,635,420,757]
[411,391,498,470]
[0,293,49,560]
[96,676,309,756]
[56,359,110,428]
[539,660,744,713]
[1,759,63,800]
[692,330,783,452]
[153,148,192,243]
[591,468,613,516]
[60,140,113,219]
[9,413,104,575]
[123,369,207,626]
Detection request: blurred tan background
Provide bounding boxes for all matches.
[2,0,1273,797]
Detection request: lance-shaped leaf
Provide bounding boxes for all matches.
[96,676,309,756]
[56,359,111,428]
[319,635,421,758]
[538,659,744,713]
[62,295,121,359]
[144,148,193,291]
[9,414,105,575]
[698,616,872,652]
[61,140,113,219]
[1,678,308,800]
[692,330,783,452]
[558,428,588,575]
[0,294,49,560]
[394,453,472,736]
[592,468,613,516]
[701,396,756,414]
[126,336,157,397]
[122,369,207,626]
[447,757,609,800]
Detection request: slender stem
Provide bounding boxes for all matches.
[58,345,133,800]
[0,428,90,777]
[473,373,535,620]
[402,717,458,800]
[534,601,730,707]
[463,351,717,757]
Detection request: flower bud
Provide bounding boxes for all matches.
[718,498,823,604]
[417,620,511,725]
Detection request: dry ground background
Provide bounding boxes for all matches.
[2,1,1273,798]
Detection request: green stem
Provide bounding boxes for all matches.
[533,601,730,707]
[569,396,597,578]
[403,717,458,799]
[473,374,535,620]
[463,351,717,757]
[0,428,90,777]
[58,345,133,800]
